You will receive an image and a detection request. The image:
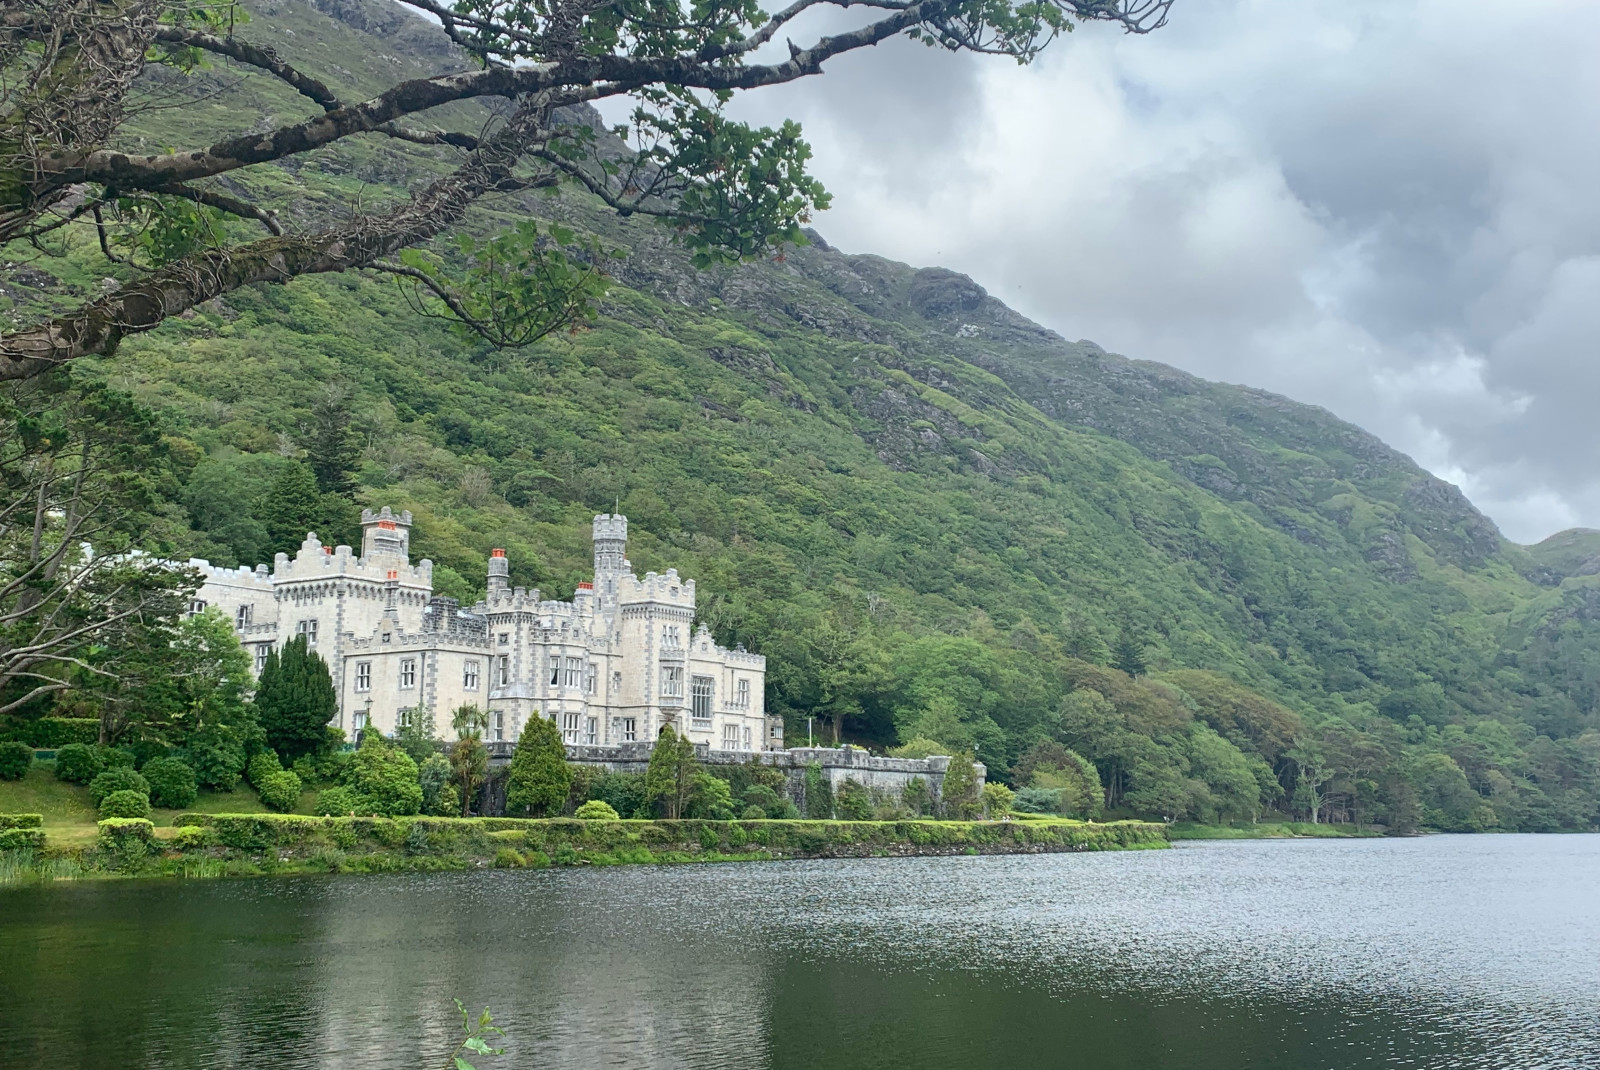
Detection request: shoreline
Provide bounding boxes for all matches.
[0,814,1169,884]
[1168,821,1386,840]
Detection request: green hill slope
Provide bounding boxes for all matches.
[5,0,1597,830]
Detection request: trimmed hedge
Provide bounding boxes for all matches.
[0,813,43,829]
[0,828,46,850]
[0,741,31,780]
[97,818,155,845]
[53,743,103,784]
[0,717,99,748]
[99,790,152,819]
[88,767,150,806]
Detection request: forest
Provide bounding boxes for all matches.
[2,0,1597,834]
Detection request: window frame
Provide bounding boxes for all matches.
[399,658,417,690]
[355,661,372,692]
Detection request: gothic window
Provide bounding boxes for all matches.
[722,723,739,749]
[463,660,480,691]
[399,658,416,689]
[497,655,510,687]
[494,711,505,742]
[620,717,637,743]
[355,662,372,692]
[561,712,580,742]
[661,665,684,699]
[235,604,252,628]
[736,678,751,709]
[564,657,583,688]
[583,662,597,695]
[255,644,271,674]
[584,717,599,745]
[691,676,713,723]
[743,726,753,750]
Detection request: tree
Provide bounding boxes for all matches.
[255,462,324,558]
[0,0,1169,379]
[346,729,423,815]
[302,387,361,498]
[1111,625,1148,678]
[253,635,336,761]
[0,373,193,719]
[448,703,489,816]
[505,714,571,817]
[940,751,981,819]
[644,724,697,819]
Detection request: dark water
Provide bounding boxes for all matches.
[2,835,1598,1069]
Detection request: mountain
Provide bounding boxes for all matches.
[9,0,1597,830]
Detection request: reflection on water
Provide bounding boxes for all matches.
[2,835,1597,1069]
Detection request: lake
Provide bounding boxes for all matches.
[2,835,1597,1069]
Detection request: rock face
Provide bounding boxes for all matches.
[908,268,988,319]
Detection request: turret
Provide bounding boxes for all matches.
[361,507,413,564]
[487,548,510,599]
[593,513,628,606]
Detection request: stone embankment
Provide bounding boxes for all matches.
[1,813,1167,881]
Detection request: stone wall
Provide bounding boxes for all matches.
[482,742,985,816]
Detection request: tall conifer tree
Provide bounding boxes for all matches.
[254,635,336,760]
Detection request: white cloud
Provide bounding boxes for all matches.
[720,0,1600,544]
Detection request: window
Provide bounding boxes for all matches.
[661,665,684,699]
[399,658,416,689]
[549,658,560,686]
[620,717,637,743]
[691,676,714,724]
[235,604,252,628]
[255,644,271,674]
[188,599,207,617]
[493,711,505,742]
[736,678,751,709]
[355,662,372,692]
[463,660,480,691]
[399,708,415,729]
[583,662,597,695]
[584,717,598,745]
[561,712,580,743]
[497,655,510,687]
[563,656,583,688]
[296,618,318,646]
[663,625,682,649]
[743,726,752,750]
[722,723,740,750]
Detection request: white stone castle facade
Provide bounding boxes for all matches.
[189,509,778,752]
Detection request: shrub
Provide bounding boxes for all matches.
[685,771,737,820]
[493,847,526,868]
[902,778,931,816]
[574,800,621,821]
[940,752,981,820]
[418,753,454,815]
[314,786,375,816]
[0,813,43,829]
[983,782,1016,818]
[0,828,45,850]
[889,737,952,759]
[0,741,31,780]
[99,789,152,819]
[88,766,150,805]
[142,757,199,809]
[835,778,873,821]
[740,804,766,821]
[6,717,98,748]
[247,750,282,788]
[184,723,250,791]
[97,746,135,770]
[803,762,833,819]
[346,732,422,816]
[1011,787,1062,813]
[53,743,103,784]
[257,769,302,812]
[588,772,650,819]
[125,739,169,769]
[505,715,572,817]
[96,817,154,846]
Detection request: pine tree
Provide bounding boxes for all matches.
[256,462,324,557]
[505,715,572,817]
[254,635,336,760]
[1111,625,1148,677]
[644,724,697,818]
[303,388,361,498]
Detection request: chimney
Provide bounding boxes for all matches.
[487,548,509,598]
[384,569,400,622]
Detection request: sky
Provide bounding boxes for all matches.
[699,0,1600,545]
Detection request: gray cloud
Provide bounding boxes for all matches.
[715,0,1600,543]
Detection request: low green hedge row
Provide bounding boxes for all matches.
[162,813,1167,856]
[0,717,99,748]
[0,813,43,830]
[0,828,45,850]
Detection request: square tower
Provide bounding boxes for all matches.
[361,507,413,564]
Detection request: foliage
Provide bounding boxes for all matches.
[419,754,457,817]
[585,772,651,819]
[254,637,337,761]
[1014,741,1102,819]
[982,782,1015,817]
[345,731,422,816]
[684,771,737,820]
[941,753,981,820]
[141,756,198,809]
[0,742,30,780]
[505,715,571,817]
[314,786,374,817]
[1010,786,1062,814]
[88,766,150,806]
[574,800,621,821]
[902,778,931,817]
[0,717,98,747]
[446,1000,505,1070]
[833,778,872,821]
[888,738,953,760]
[802,762,833,820]
[644,726,698,819]
[448,705,490,817]
[397,714,439,766]
[99,789,151,819]
[247,751,282,789]
[52,743,103,784]
[257,769,303,812]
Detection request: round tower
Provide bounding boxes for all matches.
[592,513,628,605]
[487,548,510,599]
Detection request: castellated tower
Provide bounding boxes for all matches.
[361,507,413,563]
[592,513,628,606]
[486,548,510,599]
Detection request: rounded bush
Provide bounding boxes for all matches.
[574,800,621,821]
[96,746,136,770]
[141,757,198,809]
[313,786,373,816]
[0,741,32,781]
[247,750,282,788]
[53,743,104,784]
[257,769,302,812]
[99,789,151,819]
[88,766,150,805]
[740,804,766,821]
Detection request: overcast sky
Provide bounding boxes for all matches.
[704,0,1600,544]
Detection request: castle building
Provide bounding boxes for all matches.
[190,510,778,752]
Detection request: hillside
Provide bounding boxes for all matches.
[4,0,1597,830]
